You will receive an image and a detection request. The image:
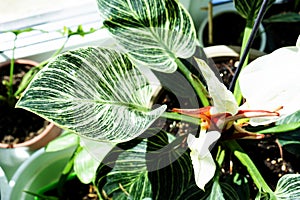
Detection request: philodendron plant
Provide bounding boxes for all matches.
[16,0,300,199]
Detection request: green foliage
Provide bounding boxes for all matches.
[10,28,35,36]
[16,47,166,143]
[96,139,152,199]
[46,131,79,152]
[63,25,96,37]
[15,0,300,199]
[223,172,250,200]
[258,111,300,157]
[264,12,300,23]
[233,0,275,26]
[24,190,59,200]
[146,131,194,199]
[258,123,300,134]
[95,130,203,200]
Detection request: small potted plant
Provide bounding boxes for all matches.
[0,25,101,188]
[14,0,300,199]
[0,28,63,150]
[0,25,101,149]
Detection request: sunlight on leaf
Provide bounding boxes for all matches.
[79,137,116,163]
[239,36,300,125]
[74,147,101,184]
[45,131,79,152]
[96,0,197,73]
[17,47,166,143]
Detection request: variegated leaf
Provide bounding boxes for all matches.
[97,0,197,73]
[274,174,300,199]
[16,47,166,143]
[96,139,152,199]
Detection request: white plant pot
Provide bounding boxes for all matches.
[0,166,9,199]
[4,146,76,200]
[0,147,33,181]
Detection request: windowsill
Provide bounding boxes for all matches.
[0,1,105,63]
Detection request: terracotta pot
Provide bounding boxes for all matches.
[0,123,62,149]
[0,59,62,150]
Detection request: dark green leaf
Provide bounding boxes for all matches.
[277,128,300,156]
[146,130,201,199]
[279,140,300,146]
[264,12,300,23]
[233,0,275,25]
[24,191,59,200]
[96,138,151,200]
[177,183,207,200]
[223,172,250,200]
[277,110,300,125]
[258,122,300,134]
[281,143,300,157]
[220,182,240,200]
[258,111,300,133]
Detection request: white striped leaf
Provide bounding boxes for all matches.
[97,0,197,73]
[16,47,166,143]
[97,139,152,199]
[274,174,300,199]
[96,130,201,199]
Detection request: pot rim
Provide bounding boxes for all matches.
[0,59,61,150]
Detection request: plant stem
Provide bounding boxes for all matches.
[224,140,274,196]
[175,58,210,107]
[57,145,82,198]
[230,0,270,104]
[39,37,70,69]
[14,37,70,97]
[216,146,225,167]
[7,37,17,106]
[161,112,201,125]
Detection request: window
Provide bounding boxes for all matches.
[0,0,104,62]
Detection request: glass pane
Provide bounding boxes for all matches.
[0,0,96,23]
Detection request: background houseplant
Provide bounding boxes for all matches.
[15,0,300,199]
[0,25,98,149]
[0,25,99,193]
[0,28,62,149]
